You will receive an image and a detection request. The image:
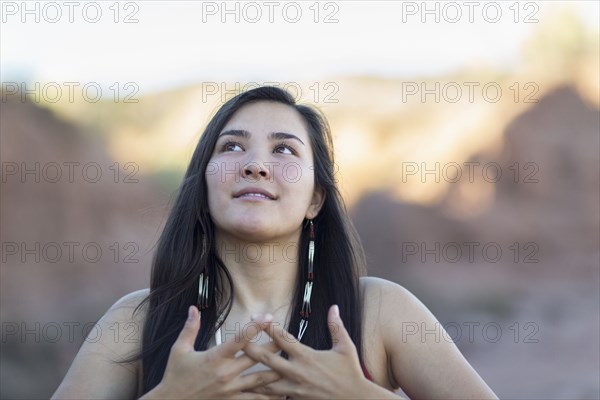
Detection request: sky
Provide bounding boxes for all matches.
[1,1,598,95]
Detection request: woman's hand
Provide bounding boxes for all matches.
[242,305,373,399]
[143,305,283,400]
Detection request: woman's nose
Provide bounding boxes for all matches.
[243,161,270,180]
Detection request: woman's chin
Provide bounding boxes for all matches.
[236,225,272,242]
[227,220,277,241]
[214,211,300,242]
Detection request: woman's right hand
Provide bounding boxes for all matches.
[141,305,282,400]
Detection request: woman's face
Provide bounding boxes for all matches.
[206,101,324,243]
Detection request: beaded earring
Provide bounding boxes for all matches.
[298,219,315,341]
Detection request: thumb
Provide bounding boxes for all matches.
[328,305,354,352]
[173,305,201,353]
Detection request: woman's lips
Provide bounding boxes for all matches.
[236,192,273,200]
[233,187,277,200]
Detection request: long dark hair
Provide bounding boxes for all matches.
[133,86,368,394]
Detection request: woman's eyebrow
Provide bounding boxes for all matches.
[269,131,305,146]
[218,129,305,146]
[219,129,249,139]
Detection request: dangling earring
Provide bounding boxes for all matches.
[299,219,315,341]
[198,271,209,312]
[198,235,210,313]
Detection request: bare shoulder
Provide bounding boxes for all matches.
[97,287,150,358]
[107,288,150,321]
[99,288,150,342]
[358,276,429,344]
[359,275,405,292]
[359,276,415,311]
[358,276,420,390]
[52,288,150,399]
[360,277,498,399]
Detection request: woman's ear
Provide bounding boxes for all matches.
[306,185,326,219]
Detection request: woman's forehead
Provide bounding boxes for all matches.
[222,101,309,139]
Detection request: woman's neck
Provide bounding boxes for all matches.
[214,230,300,317]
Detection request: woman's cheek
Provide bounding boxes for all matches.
[274,161,305,186]
[208,159,239,186]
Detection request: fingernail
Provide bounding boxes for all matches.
[333,305,340,317]
[264,313,273,321]
[187,306,194,321]
[251,313,262,321]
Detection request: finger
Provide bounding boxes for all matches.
[229,369,282,393]
[242,342,296,378]
[231,391,282,400]
[216,320,266,358]
[246,379,293,397]
[228,340,282,376]
[328,304,355,353]
[247,338,281,354]
[238,394,283,400]
[250,312,273,325]
[258,320,302,358]
[242,394,287,400]
[171,305,200,354]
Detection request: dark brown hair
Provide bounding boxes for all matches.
[131,86,368,394]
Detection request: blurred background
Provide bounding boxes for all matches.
[1,1,599,399]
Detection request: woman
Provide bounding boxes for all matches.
[53,86,498,399]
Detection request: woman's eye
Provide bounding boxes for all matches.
[274,144,295,155]
[222,142,244,152]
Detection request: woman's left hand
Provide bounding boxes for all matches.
[242,304,371,399]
